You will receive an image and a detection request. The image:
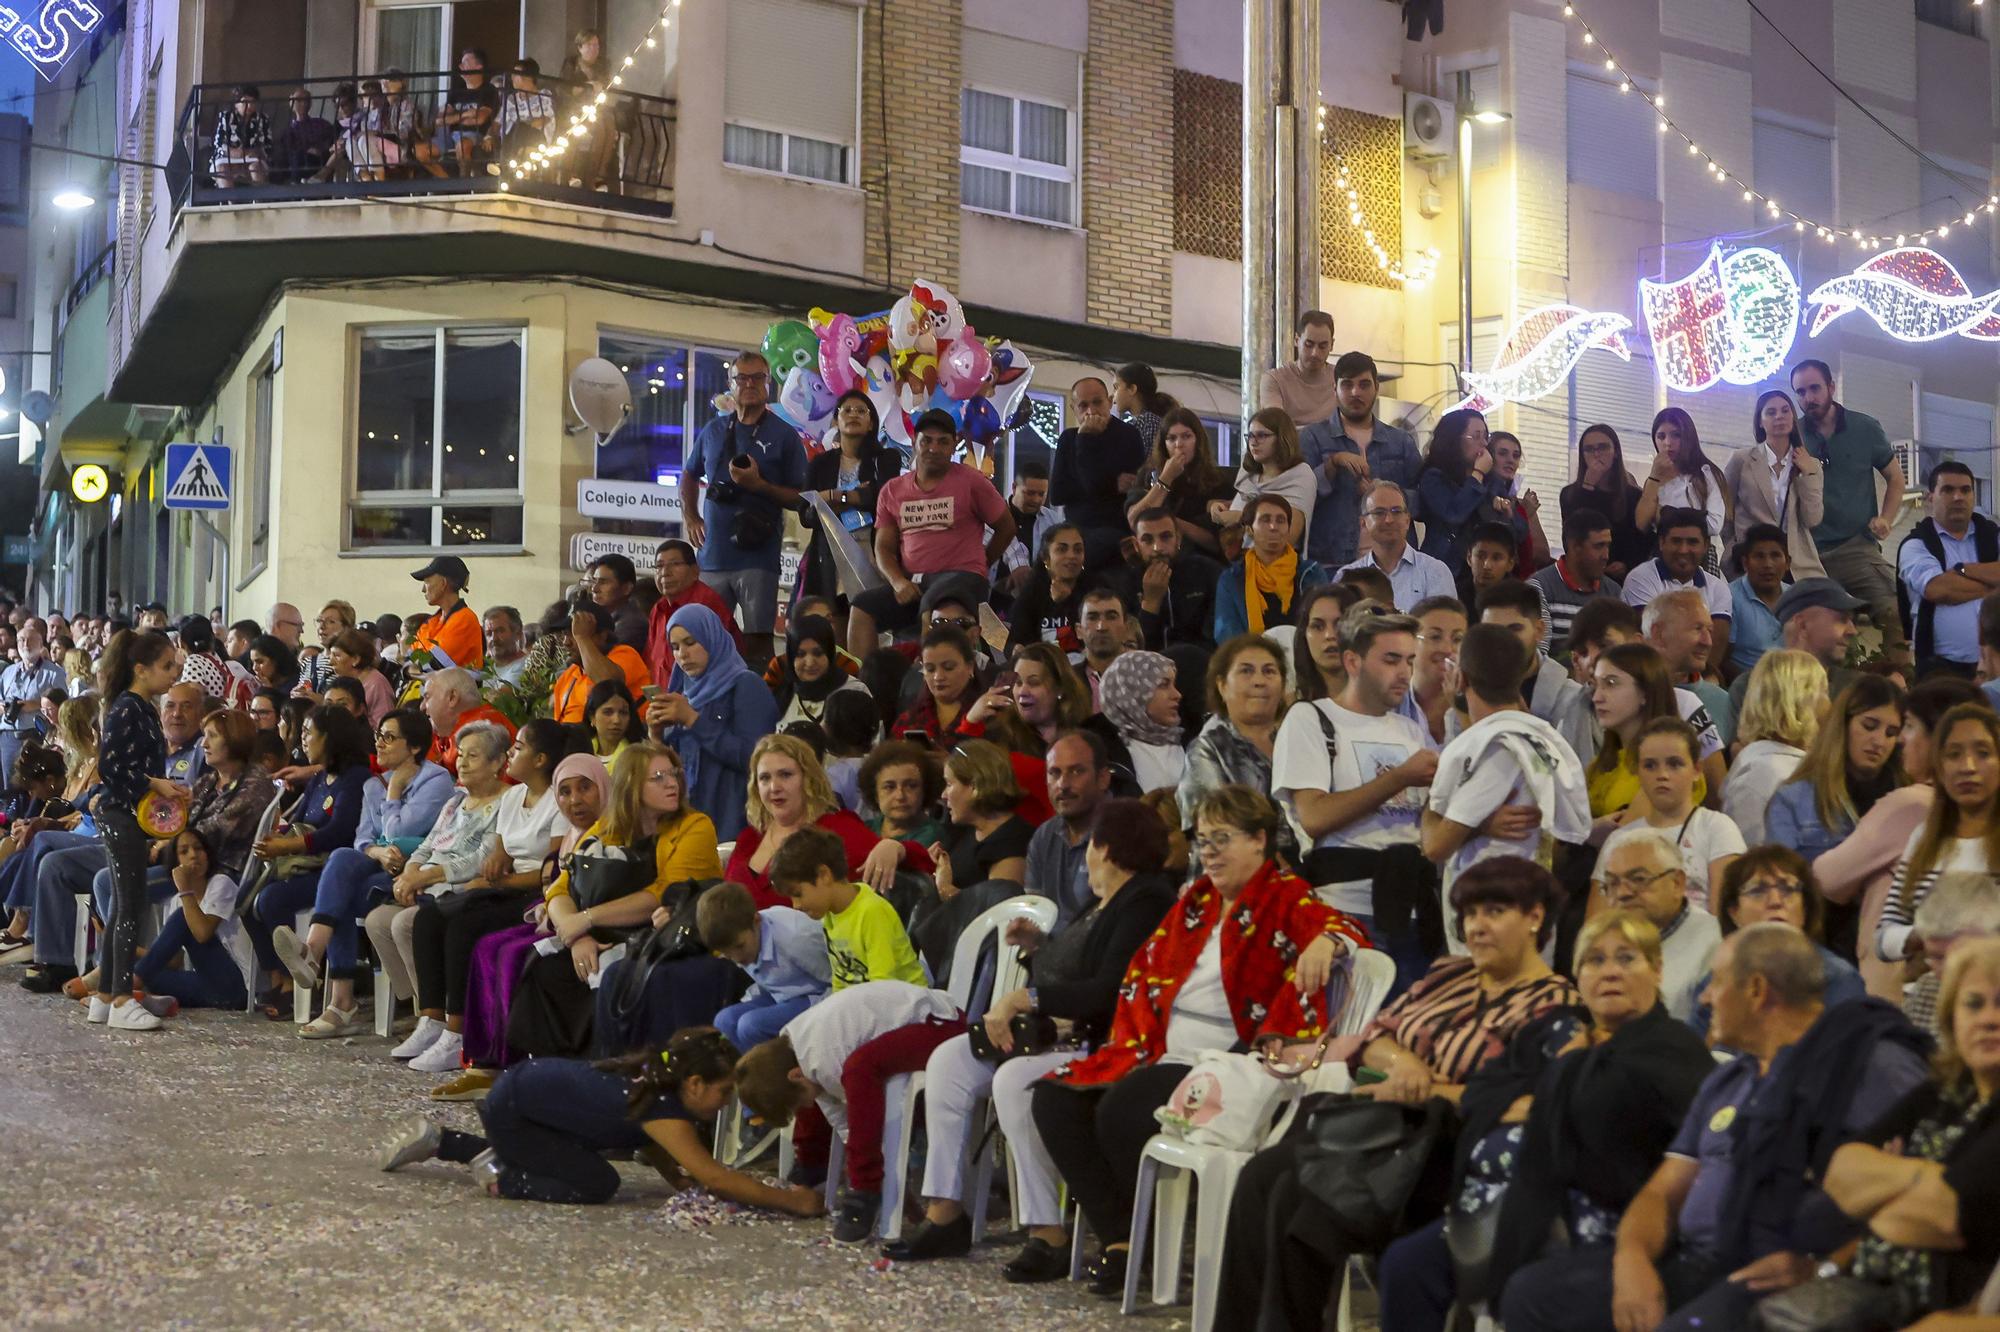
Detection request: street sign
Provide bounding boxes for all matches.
[576,476,680,524]
[163,442,232,511]
[568,532,663,573]
[71,464,107,503]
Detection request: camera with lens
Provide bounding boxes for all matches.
[707,453,755,505]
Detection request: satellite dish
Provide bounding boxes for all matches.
[569,357,633,444]
[20,391,50,427]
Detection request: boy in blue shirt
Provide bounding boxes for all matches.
[701,881,832,1049]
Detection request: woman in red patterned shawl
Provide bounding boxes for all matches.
[1031,783,1369,1296]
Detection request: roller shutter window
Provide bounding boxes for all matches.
[723,0,860,184]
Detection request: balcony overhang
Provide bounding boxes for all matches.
[111,196,1238,409]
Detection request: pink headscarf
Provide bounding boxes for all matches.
[550,752,611,855]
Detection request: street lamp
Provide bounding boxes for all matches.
[1454,72,1513,374]
[52,188,94,211]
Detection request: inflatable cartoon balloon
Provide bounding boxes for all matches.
[957,395,1002,446]
[815,310,863,397]
[888,281,966,357]
[937,325,993,400]
[988,339,1036,429]
[863,354,911,449]
[762,320,819,377]
[777,365,836,439]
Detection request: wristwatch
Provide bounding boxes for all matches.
[1814,1259,1841,1281]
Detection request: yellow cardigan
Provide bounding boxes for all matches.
[544,810,722,904]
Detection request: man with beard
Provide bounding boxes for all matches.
[1049,377,1145,572]
[1298,351,1421,567]
[1791,358,1907,657]
[1022,730,1114,926]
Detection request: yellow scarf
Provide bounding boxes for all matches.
[1243,545,1299,635]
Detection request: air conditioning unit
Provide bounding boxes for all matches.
[1404,93,1453,160]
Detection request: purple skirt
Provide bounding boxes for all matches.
[461,922,542,1069]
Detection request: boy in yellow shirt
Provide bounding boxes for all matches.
[770,827,923,989]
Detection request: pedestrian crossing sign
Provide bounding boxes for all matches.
[162,442,231,511]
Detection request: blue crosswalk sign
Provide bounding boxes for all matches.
[163,442,231,511]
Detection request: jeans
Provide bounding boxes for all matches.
[714,991,817,1051]
[4,828,90,913]
[471,1058,650,1205]
[134,911,248,1010]
[310,847,392,971]
[1378,1218,1456,1332]
[96,809,151,997]
[91,864,175,920]
[247,868,326,974]
[30,841,107,966]
[1350,909,1438,1001]
[1500,1245,1737,1332]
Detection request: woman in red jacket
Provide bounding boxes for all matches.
[724,734,933,909]
[1031,783,1368,1294]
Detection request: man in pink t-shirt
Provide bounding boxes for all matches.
[846,409,1016,655]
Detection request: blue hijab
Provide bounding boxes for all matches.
[665,603,756,715]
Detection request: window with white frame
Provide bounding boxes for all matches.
[348,326,525,551]
[723,0,859,185]
[960,30,1079,225]
[594,332,739,535]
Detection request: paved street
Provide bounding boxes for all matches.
[0,983,1182,1331]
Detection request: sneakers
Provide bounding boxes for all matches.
[270,925,321,990]
[20,965,75,994]
[832,1189,881,1244]
[881,1214,971,1261]
[139,994,180,1020]
[390,1015,444,1061]
[86,995,110,1024]
[299,1005,364,1040]
[0,935,33,963]
[106,998,164,1031]
[429,1068,496,1102]
[377,1116,443,1172]
[408,1029,465,1074]
[469,1147,503,1195]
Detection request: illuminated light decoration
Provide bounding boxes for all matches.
[0,0,105,80]
[1806,247,2000,342]
[1717,247,1801,385]
[1642,247,1734,393]
[1451,304,1633,414]
[1318,110,1441,288]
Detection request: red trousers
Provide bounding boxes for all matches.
[791,1013,966,1192]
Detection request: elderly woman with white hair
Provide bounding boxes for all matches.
[361,720,514,1071]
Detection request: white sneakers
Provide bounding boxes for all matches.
[106,999,163,1031]
[390,1015,445,1061]
[86,996,110,1024]
[377,1116,443,1172]
[408,1030,465,1074]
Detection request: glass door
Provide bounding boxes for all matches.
[374,4,447,77]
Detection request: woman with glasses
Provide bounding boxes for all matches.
[1413,407,1492,574]
[1561,423,1647,582]
[1210,407,1316,552]
[262,707,451,1034]
[1033,785,1365,1295]
[1684,846,1866,1037]
[243,704,374,1017]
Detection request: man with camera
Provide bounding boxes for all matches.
[683,349,808,666]
[845,408,1014,658]
[0,622,64,779]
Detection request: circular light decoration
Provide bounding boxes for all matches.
[71,463,108,503]
[1453,304,1632,414]
[1718,247,1801,385]
[1806,247,2000,342]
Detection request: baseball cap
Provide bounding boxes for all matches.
[410,555,470,590]
[1774,577,1863,623]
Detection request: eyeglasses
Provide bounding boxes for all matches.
[732,372,769,385]
[1193,829,1246,855]
[376,729,404,743]
[1581,443,1613,456]
[1739,880,1803,903]
[1364,506,1407,519]
[1245,429,1277,443]
[1600,867,1682,892]
[930,616,977,632]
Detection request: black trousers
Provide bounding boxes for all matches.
[1216,1129,1348,1332]
[1030,1063,1187,1248]
[410,889,536,1015]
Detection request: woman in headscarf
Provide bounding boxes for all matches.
[773,614,869,730]
[1098,650,1187,794]
[436,750,611,1100]
[642,604,778,843]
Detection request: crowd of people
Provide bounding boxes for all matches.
[206,29,637,189]
[2,314,1997,1332]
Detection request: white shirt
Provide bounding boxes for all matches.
[1233,461,1319,545]
[1621,558,1734,621]
[1163,931,1237,1061]
[1659,905,1722,1020]
[1129,739,1189,795]
[1674,687,1725,761]
[1765,446,1792,526]
[784,980,957,1135]
[197,873,258,991]
[1597,810,1746,912]
[1272,698,1433,914]
[1658,466,1728,554]
[493,783,565,875]
[1721,740,1807,845]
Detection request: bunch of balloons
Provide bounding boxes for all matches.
[758,279,1036,454]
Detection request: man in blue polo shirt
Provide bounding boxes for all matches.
[683,349,807,664]
[1897,459,2000,680]
[1792,358,1907,659]
[1726,523,1788,678]
[1297,351,1421,568]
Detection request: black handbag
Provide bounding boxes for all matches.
[1293,1095,1454,1250]
[605,878,722,1024]
[967,1010,1061,1064]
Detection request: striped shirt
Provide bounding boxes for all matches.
[1359,954,1579,1084]
[1529,558,1622,653]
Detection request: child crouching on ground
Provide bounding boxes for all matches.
[737,976,965,1244]
[377,1027,825,1214]
[701,881,832,1050]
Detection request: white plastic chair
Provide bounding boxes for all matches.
[373,968,396,1037]
[827,894,1055,1241]
[291,909,316,1023]
[1121,947,1392,1332]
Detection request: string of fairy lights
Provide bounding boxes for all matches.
[502,0,683,187]
[1560,1,1998,250]
[1315,103,1441,287]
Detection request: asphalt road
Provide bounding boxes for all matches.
[0,981,1186,1331]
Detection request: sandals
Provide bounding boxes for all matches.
[254,985,291,1021]
[299,1004,364,1040]
[271,926,321,991]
